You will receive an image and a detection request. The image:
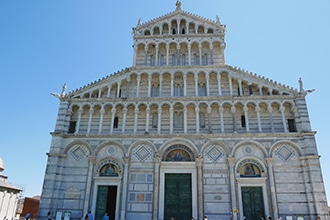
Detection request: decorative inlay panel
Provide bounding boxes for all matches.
[275,145,295,161]
[70,145,88,161]
[133,145,153,162]
[205,145,225,162]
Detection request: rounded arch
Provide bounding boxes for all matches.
[233,140,268,158]
[270,140,301,158]
[235,157,266,177]
[63,140,92,156]
[94,140,126,157]
[159,138,198,161]
[95,156,123,176]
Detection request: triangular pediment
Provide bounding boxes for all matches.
[134,9,223,35]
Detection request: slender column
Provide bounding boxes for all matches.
[110,108,116,134]
[267,106,274,132]
[144,45,148,66]
[280,106,288,132]
[157,107,162,134]
[231,106,236,132]
[166,45,170,66]
[268,88,273,96]
[134,107,139,133]
[107,84,111,97]
[259,86,263,95]
[116,82,121,98]
[183,107,187,133]
[152,155,161,220]
[126,77,130,98]
[145,107,150,133]
[256,106,262,132]
[159,75,163,97]
[205,74,210,96]
[133,45,138,66]
[227,158,238,220]
[243,106,250,132]
[207,106,212,133]
[75,108,83,134]
[248,83,253,95]
[217,72,222,96]
[194,74,198,96]
[136,76,141,97]
[155,45,159,66]
[219,106,224,133]
[148,75,152,97]
[176,20,180,35]
[83,157,96,215]
[198,44,202,65]
[122,107,127,133]
[169,107,174,134]
[196,156,204,220]
[265,158,279,220]
[98,89,102,98]
[98,108,105,133]
[170,75,174,97]
[188,43,191,66]
[183,74,187,96]
[87,108,94,134]
[210,44,214,65]
[176,45,181,65]
[229,75,233,96]
[121,157,131,220]
[195,107,200,133]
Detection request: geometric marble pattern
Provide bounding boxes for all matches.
[205,145,225,162]
[275,145,295,161]
[70,145,88,161]
[133,145,153,162]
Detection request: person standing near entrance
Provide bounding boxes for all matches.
[102,213,109,220]
[87,211,93,220]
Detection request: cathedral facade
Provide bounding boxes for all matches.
[38,2,329,220]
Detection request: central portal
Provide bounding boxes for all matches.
[164,173,192,220]
[241,186,265,220]
[95,185,117,220]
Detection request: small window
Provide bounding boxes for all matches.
[113,117,119,128]
[68,121,76,133]
[241,116,246,127]
[199,113,205,128]
[152,114,158,128]
[288,119,297,132]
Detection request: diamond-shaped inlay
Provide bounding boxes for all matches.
[275,145,295,161]
[206,145,224,162]
[134,145,152,162]
[70,145,87,161]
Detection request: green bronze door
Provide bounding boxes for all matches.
[95,185,117,220]
[164,173,192,220]
[241,187,265,220]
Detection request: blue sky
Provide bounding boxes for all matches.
[0,0,329,204]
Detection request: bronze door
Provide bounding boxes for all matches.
[95,185,117,220]
[241,186,265,220]
[164,173,192,220]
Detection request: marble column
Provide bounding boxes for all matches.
[83,156,96,215]
[195,107,200,133]
[145,107,150,133]
[219,106,224,133]
[206,74,210,96]
[268,106,274,133]
[122,107,127,133]
[280,106,288,133]
[148,76,152,97]
[134,107,139,133]
[157,107,162,134]
[183,74,187,96]
[116,82,121,98]
[136,76,141,97]
[170,107,174,134]
[110,108,116,134]
[243,106,249,133]
[227,158,237,220]
[229,75,233,96]
[75,108,83,134]
[120,157,131,220]
[152,154,161,220]
[265,158,278,220]
[207,106,212,133]
[159,75,163,97]
[231,106,236,133]
[217,72,222,96]
[98,108,105,133]
[196,156,204,220]
[183,107,187,134]
[256,106,262,132]
[87,108,94,134]
[194,74,198,96]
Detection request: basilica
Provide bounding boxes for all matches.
[38,2,329,220]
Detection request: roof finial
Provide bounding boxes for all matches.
[176,1,181,11]
[50,83,67,99]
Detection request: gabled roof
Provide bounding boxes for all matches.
[64,65,299,99]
